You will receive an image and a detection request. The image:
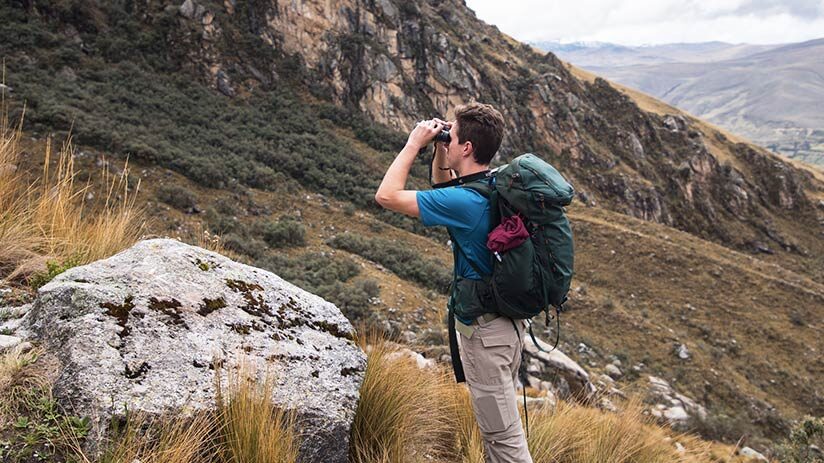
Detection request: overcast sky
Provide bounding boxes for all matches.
[464,0,824,45]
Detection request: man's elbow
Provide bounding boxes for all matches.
[374,191,389,208]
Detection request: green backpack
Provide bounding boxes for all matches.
[456,153,575,320]
[436,153,574,385]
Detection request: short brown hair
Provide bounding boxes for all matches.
[454,103,505,165]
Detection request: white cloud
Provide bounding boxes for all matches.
[465,0,824,45]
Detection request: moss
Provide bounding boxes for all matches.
[148,297,187,328]
[226,279,272,317]
[198,297,226,316]
[100,295,136,339]
[313,320,354,341]
[229,323,251,335]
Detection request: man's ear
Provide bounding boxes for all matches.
[462,141,474,159]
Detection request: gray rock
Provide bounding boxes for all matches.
[25,239,365,463]
[0,317,24,334]
[663,406,689,423]
[605,364,623,379]
[524,337,595,400]
[216,71,235,97]
[0,334,22,350]
[675,343,690,359]
[179,0,196,18]
[646,376,708,427]
[739,446,768,461]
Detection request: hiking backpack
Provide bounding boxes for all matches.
[449,153,575,321]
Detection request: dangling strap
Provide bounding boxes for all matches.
[528,305,562,354]
[448,304,466,383]
[512,319,529,438]
[447,229,466,384]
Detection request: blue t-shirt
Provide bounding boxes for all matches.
[416,186,493,281]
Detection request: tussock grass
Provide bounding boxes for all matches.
[444,383,485,463]
[0,345,43,425]
[0,103,144,284]
[526,398,712,463]
[350,332,455,463]
[351,332,715,463]
[215,362,300,463]
[74,361,300,463]
[93,413,215,463]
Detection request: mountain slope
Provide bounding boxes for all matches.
[533,41,780,67]
[547,39,824,165]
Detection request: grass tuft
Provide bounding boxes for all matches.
[350,331,455,463]
[215,361,301,463]
[0,105,144,285]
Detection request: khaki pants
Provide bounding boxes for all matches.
[457,315,533,463]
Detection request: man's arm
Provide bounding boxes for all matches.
[375,120,443,216]
[431,143,453,184]
[431,117,453,184]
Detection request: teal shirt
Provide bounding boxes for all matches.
[416,186,493,323]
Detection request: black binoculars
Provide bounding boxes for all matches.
[434,128,451,144]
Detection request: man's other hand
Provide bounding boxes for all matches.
[407,119,445,150]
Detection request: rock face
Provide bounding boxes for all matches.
[25,239,366,463]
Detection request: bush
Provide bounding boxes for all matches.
[774,416,824,463]
[327,233,450,293]
[222,233,266,259]
[263,217,306,248]
[155,184,197,211]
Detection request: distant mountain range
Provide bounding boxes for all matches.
[534,39,824,165]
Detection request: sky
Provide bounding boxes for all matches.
[464,0,824,45]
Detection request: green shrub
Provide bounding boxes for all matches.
[327,233,450,293]
[222,233,266,259]
[774,416,824,463]
[155,184,197,211]
[29,256,81,289]
[263,217,306,248]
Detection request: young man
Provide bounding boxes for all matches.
[375,103,533,463]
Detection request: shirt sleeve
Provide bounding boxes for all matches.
[416,187,484,229]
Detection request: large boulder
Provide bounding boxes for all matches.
[25,239,366,463]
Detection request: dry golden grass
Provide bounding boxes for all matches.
[215,362,300,463]
[350,332,455,463]
[350,332,719,463]
[70,360,301,463]
[0,108,144,284]
[443,383,485,463]
[92,413,216,463]
[0,345,43,426]
[526,398,712,463]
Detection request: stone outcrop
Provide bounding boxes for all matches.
[523,336,596,401]
[647,375,708,430]
[24,239,366,463]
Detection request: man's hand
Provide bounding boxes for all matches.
[407,119,446,150]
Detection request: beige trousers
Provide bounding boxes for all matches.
[457,315,533,463]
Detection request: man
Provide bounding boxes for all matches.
[375,102,533,463]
